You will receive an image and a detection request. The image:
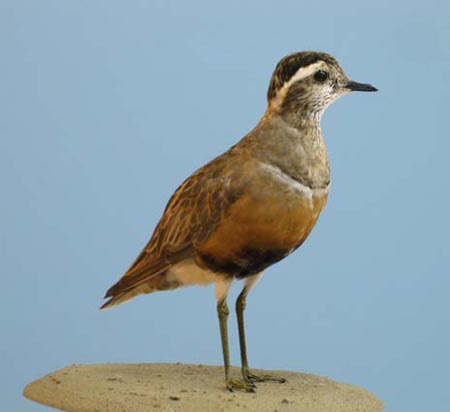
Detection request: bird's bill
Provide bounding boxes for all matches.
[345,80,378,92]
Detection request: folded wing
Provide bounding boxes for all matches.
[101,153,243,309]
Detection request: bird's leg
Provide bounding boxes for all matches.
[217,299,255,392]
[236,288,286,384]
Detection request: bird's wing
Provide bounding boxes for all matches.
[103,153,245,300]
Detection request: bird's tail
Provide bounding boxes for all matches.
[99,259,172,310]
[100,283,156,310]
[100,248,194,310]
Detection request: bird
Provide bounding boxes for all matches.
[101,51,377,392]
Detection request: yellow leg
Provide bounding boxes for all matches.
[217,299,255,392]
[235,289,286,384]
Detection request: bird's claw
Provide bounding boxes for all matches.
[227,378,256,393]
[244,369,286,384]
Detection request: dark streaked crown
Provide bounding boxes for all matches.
[267,51,340,101]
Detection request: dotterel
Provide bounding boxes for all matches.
[101,51,377,392]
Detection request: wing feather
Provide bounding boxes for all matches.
[101,152,245,306]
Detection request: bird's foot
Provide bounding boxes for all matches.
[243,368,286,384]
[226,377,256,393]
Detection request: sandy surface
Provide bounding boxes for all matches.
[24,363,383,412]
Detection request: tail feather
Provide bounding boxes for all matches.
[100,283,156,310]
[101,248,194,310]
[100,293,132,310]
[104,260,169,297]
[100,263,169,310]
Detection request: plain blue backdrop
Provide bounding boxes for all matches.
[2,1,449,411]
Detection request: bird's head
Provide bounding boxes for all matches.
[267,51,377,123]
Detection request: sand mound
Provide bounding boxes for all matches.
[24,363,383,412]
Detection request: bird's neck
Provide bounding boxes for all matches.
[243,108,330,189]
[259,107,324,147]
[281,106,323,132]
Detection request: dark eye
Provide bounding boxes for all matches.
[314,70,328,82]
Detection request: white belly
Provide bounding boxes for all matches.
[166,258,217,286]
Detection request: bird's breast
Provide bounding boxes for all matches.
[196,165,329,278]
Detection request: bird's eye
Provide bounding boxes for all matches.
[314,70,328,82]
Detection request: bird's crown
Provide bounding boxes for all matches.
[267,51,340,101]
[266,51,376,118]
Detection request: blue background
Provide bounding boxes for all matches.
[2,1,449,411]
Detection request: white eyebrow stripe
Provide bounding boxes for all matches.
[286,61,324,85]
[271,61,323,109]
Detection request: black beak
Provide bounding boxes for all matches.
[345,80,378,92]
